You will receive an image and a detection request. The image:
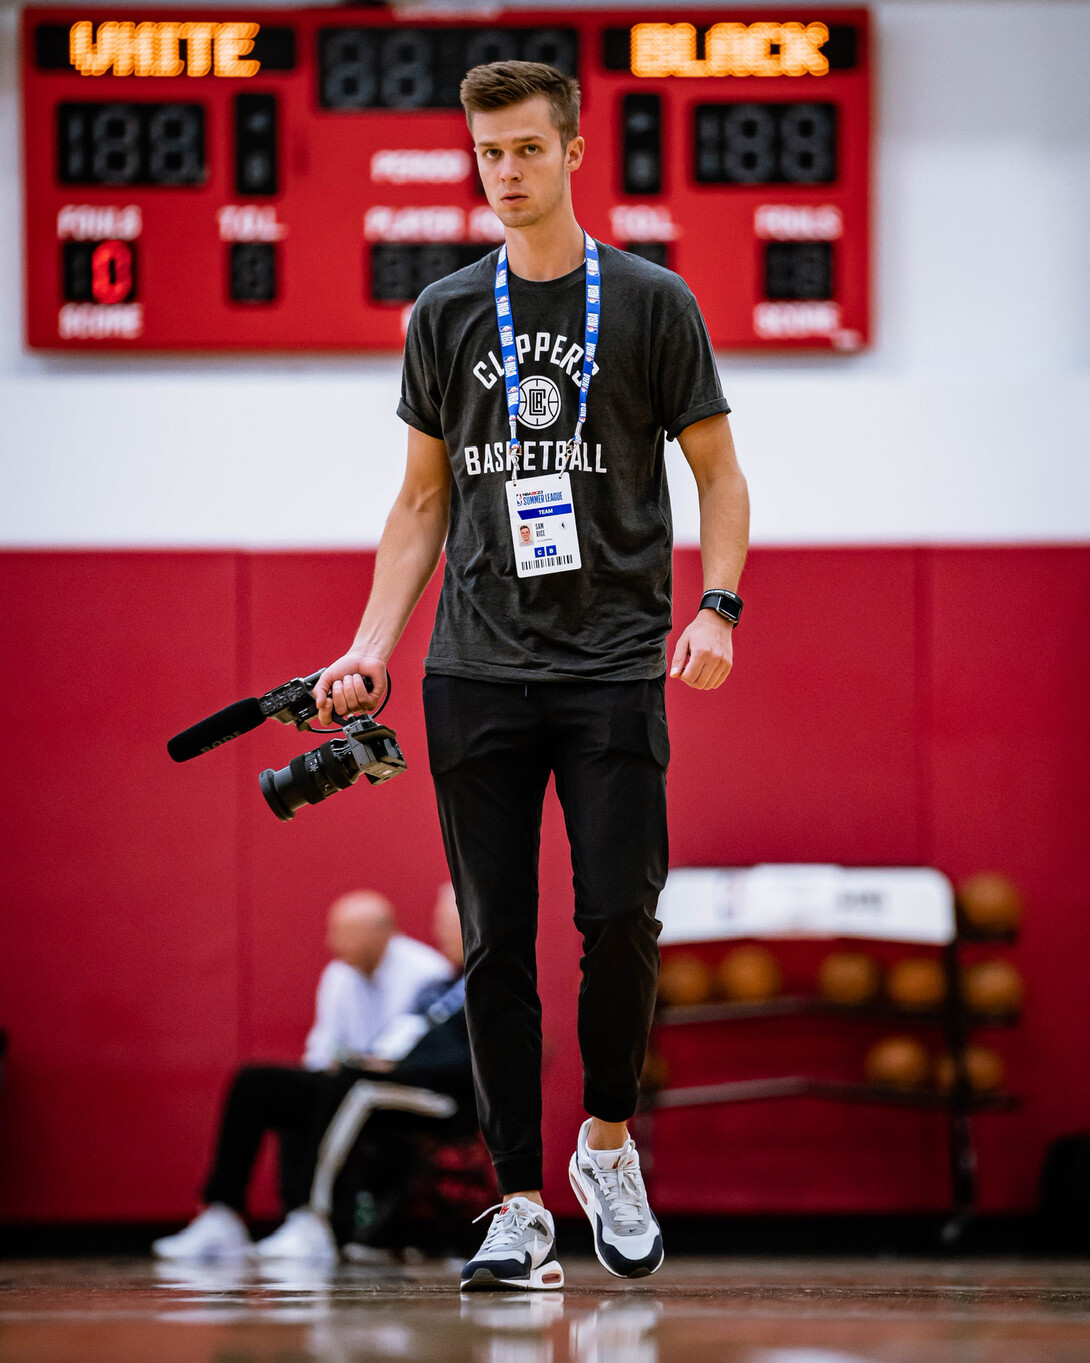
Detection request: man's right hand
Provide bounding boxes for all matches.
[313,652,389,724]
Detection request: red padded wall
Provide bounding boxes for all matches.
[1,545,1087,1221]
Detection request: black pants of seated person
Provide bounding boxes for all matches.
[202,1045,476,1220]
[202,1064,360,1215]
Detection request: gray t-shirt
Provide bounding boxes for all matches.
[397,242,729,683]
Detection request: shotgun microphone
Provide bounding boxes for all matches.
[167,697,265,762]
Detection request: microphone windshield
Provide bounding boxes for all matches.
[168,697,265,762]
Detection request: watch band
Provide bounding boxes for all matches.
[700,588,744,625]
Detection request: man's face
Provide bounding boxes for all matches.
[471,96,584,231]
[520,525,531,544]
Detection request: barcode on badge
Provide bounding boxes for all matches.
[523,555,574,571]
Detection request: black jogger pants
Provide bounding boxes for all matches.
[423,674,668,1195]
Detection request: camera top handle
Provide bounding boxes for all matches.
[270,669,391,734]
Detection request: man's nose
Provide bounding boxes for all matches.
[499,156,522,181]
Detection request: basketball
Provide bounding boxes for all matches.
[817,950,881,1006]
[957,872,1023,935]
[864,1035,931,1090]
[657,953,715,1007]
[886,956,947,1010]
[717,945,783,1002]
[962,959,1024,1014]
[935,1045,1006,1095]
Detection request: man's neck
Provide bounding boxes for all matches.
[504,210,585,283]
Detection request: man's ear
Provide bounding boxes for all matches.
[565,135,585,172]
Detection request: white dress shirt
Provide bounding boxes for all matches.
[302,934,451,1070]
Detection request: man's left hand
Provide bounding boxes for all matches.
[670,610,735,690]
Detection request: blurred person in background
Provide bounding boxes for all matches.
[153,889,450,1261]
[256,882,475,1262]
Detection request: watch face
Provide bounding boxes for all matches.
[703,591,741,622]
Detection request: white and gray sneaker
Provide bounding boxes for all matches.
[568,1120,663,1279]
[460,1197,565,1292]
[152,1204,253,1261]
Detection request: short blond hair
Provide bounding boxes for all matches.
[460,61,581,148]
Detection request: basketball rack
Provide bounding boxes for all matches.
[643,866,1021,1245]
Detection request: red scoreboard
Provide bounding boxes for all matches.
[22,6,871,351]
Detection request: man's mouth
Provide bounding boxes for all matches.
[501,193,527,204]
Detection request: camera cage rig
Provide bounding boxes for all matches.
[168,666,406,821]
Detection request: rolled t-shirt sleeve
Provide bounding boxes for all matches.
[652,299,731,442]
[396,301,444,439]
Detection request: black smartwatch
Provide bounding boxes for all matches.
[700,588,744,626]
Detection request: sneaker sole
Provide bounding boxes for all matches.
[460,1261,565,1292]
[568,1154,664,1280]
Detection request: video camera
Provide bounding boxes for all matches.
[167,669,406,821]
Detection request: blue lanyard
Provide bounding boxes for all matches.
[494,230,600,480]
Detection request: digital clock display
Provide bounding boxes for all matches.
[23,6,871,350]
[318,27,578,111]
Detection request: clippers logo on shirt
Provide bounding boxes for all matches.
[519,376,561,428]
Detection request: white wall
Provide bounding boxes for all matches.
[2,0,1088,547]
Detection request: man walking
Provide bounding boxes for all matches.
[314,61,749,1289]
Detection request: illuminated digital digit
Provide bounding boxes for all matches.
[91,239,133,304]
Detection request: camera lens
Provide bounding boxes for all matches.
[258,740,359,821]
[259,764,298,821]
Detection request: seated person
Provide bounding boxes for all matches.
[153,889,451,1261]
[256,883,474,1260]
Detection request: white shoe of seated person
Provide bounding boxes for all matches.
[253,1208,338,1263]
[152,1204,253,1261]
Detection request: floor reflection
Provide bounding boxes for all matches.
[1,1258,1088,1363]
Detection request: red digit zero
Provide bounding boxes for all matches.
[90,239,133,304]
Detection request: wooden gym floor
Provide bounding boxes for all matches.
[1,1256,1089,1362]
